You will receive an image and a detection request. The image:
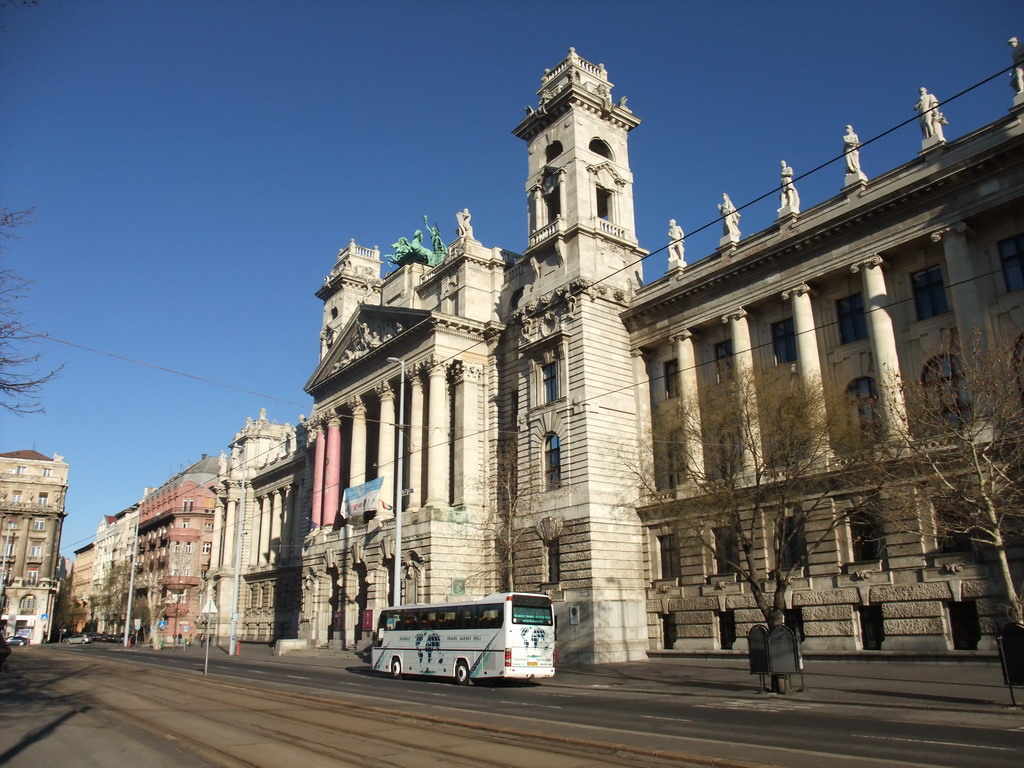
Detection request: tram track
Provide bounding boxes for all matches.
[29,652,723,768]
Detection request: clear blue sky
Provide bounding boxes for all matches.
[1,1,1019,559]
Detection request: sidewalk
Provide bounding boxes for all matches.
[196,642,1022,715]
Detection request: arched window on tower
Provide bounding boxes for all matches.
[545,141,563,163]
[589,138,612,160]
[596,186,612,221]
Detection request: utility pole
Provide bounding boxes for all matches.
[123,507,141,647]
[1,515,12,625]
[387,357,406,607]
[228,444,247,655]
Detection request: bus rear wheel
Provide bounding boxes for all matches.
[389,657,402,679]
[454,660,470,686]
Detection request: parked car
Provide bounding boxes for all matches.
[5,636,29,647]
[63,634,90,645]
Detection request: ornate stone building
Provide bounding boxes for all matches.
[0,449,69,643]
[294,46,1024,660]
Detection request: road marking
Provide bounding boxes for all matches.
[695,700,816,712]
[854,735,1016,752]
[286,675,311,680]
[642,715,690,722]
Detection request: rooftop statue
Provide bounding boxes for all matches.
[387,216,449,268]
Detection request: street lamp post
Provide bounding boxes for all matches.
[387,357,405,607]
[123,507,141,647]
[228,444,247,655]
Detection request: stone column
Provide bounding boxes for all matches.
[269,489,282,565]
[349,397,367,489]
[723,308,759,469]
[310,424,325,528]
[530,185,542,232]
[409,371,425,509]
[426,359,449,508]
[851,256,906,428]
[259,494,273,566]
[377,383,396,515]
[631,348,651,436]
[452,361,483,509]
[209,496,224,569]
[782,283,824,389]
[673,330,704,476]
[932,223,987,350]
[322,416,342,528]
[557,169,567,223]
[222,496,237,567]
[280,485,293,564]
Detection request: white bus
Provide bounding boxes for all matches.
[371,592,555,684]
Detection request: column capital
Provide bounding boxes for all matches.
[347,397,366,415]
[427,357,448,377]
[930,221,971,242]
[326,414,342,429]
[781,283,812,301]
[850,255,883,274]
[452,360,484,384]
[669,329,695,343]
[376,381,395,401]
[722,308,748,325]
[629,347,646,359]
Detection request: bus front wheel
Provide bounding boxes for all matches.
[454,660,470,686]
[389,657,402,679]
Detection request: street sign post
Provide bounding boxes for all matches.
[202,598,218,676]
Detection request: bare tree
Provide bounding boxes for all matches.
[0,207,61,413]
[875,336,1024,623]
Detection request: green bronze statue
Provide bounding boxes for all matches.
[387,216,448,268]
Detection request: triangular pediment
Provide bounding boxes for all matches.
[305,305,431,393]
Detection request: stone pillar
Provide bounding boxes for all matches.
[932,223,987,350]
[631,348,651,437]
[452,361,483,509]
[852,256,906,428]
[377,383,396,515]
[426,359,449,508]
[782,283,824,389]
[280,485,293,564]
[259,494,273,566]
[209,496,224,569]
[409,371,425,509]
[724,308,759,469]
[322,416,342,528]
[269,489,282,564]
[349,397,367,488]
[557,169,567,223]
[673,330,704,476]
[529,185,542,232]
[310,425,325,528]
[222,497,236,567]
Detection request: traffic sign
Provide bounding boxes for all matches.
[202,598,218,614]
[40,613,49,620]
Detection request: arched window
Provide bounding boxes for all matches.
[589,138,612,160]
[545,141,563,163]
[922,354,969,427]
[19,594,36,614]
[544,434,562,489]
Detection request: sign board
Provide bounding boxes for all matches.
[157,620,167,629]
[134,618,141,629]
[40,613,49,620]
[998,623,1024,686]
[202,599,218,614]
[182,624,189,632]
[768,625,802,674]
[747,626,770,674]
[361,609,374,632]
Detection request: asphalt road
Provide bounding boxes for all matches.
[57,643,1023,768]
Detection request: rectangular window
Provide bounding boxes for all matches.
[37,493,48,506]
[6,519,17,530]
[203,522,214,531]
[714,340,733,383]
[32,519,45,531]
[836,293,868,344]
[29,543,42,558]
[42,467,52,477]
[202,542,212,554]
[999,234,1024,293]
[596,186,612,220]
[15,466,25,475]
[912,266,949,320]
[663,359,679,399]
[542,361,559,402]
[3,541,15,556]
[713,527,739,576]
[11,492,22,503]
[772,318,797,364]
[184,542,194,554]
[779,516,806,570]
[181,520,191,529]
[25,569,38,585]
[658,533,681,580]
[545,434,562,489]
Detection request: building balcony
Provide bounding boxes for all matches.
[161,574,200,588]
